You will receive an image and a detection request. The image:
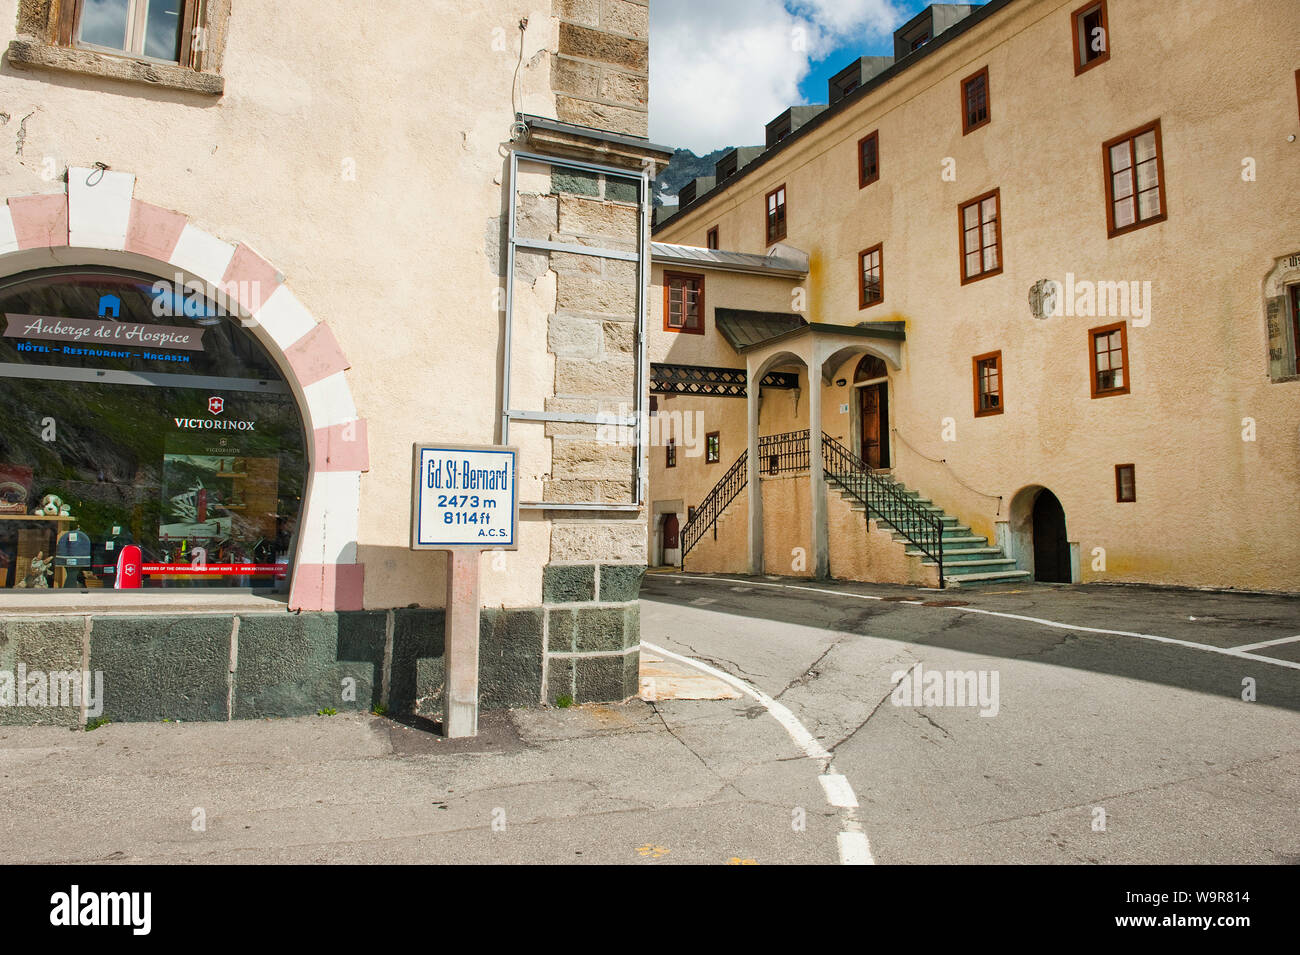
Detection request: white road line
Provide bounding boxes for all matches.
[1229,634,1300,653]
[653,574,1300,673]
[641,639,872,865]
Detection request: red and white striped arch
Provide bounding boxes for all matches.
[0,167,367,611]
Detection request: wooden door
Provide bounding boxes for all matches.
[859,382,890,468]
[662,513,679,550]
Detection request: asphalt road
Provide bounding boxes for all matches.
[640,572,1300,864]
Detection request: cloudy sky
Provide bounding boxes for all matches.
[649,0,930,154]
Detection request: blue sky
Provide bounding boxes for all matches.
[650,0,933,154]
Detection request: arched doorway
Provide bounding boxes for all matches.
[1031,489,1070,582]
[853,354,889,468]
[661,512,680,565]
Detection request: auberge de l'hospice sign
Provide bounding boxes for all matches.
[4,313,205,350]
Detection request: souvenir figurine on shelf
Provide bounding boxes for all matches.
[15,551,52,588]
[39,493,64,516]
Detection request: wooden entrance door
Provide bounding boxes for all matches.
[859,382,890,468]
[662,512,679,551]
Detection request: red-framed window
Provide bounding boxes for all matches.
[973,350,1003,417]
[765,184,787,244]
[1103,119,1166,237]
[663,271,705,334]
[1089,321,1130,397]
[706,226,719,250]
[961,66,990,134]
[859,243,883,308]
[959,188,1002,284]
[1115,464,1136,502]
[858,131,879,187]
[705,432,720,464]
[1072,0,1110,74]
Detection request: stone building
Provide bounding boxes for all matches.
[0,0,670,726]
[649,0,1300,592]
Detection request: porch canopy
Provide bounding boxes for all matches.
[729,314,907,577]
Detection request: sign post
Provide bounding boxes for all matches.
[411,443,519,738]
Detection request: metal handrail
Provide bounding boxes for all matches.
[820,433,945,587]
[680,430,811,560]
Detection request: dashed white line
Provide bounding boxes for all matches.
[640,639,870,865]
[653,574,1300,672]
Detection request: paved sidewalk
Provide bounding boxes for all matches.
[0,702,838,865]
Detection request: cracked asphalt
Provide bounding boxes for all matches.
[3,573,1296,865]
[642,573,1300,864]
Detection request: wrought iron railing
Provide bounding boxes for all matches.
[680,447,748,560]
[680,429,944,585]
[820,433,945,585]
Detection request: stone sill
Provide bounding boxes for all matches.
[0,590,287,616]
[6,38,223,96]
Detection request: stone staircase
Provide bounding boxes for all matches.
[827,471,1031,588]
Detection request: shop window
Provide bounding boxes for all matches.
[961,67,990,134]
[663,272,705,334]
[973,351,1003,416]
[706,432,720,464]
[1072,1,1110,74]
[0,268,307,592]
[1115,464,1136,502]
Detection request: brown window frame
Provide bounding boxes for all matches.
[662,271,705,335]
[958,188,1003,285]
[1103,119,1167,238]
[705,432,720,464]
[1115,464,1136,502]
[1295,69,1300,125]
[706,226,719,250]
[765,184,787,244]
[62,0,204,68]
[972,350,1004,417]
[858,131,880,188]
[1071,0,1110,75]
[687,505,697,523]
[858,243,884,309]
[665,439,677,469]
[1089,321,1130,398]
[961,66,991,134]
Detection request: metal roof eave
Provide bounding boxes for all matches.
[651,242,809,278]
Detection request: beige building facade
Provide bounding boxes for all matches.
[649,0,1300,592]
[0,0,671,725]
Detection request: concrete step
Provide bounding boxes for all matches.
[924,557,1020,574]
[906,546,1002,562]
[941,569,1034,587]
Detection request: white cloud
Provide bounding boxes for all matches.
[649,0,904,154]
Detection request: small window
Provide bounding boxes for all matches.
[1103,120,1166,237]
[858,131,880,188]
[705,432,720,464]
[687,506,697,523]
[961,67,990,134]
[663,272,705,334]
[649,395,659,416]
[765,185,787,244]
[665,439,677,468]
[1072,1,1110,74]
[76,0,198,64]
[911,33,930,51]
[1090,322,1130,397]
[959,188,1002,284]
[1115,464,1136,502]
[973,351,1003,417]
[706,227,719,250]
[859,244,883,309]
